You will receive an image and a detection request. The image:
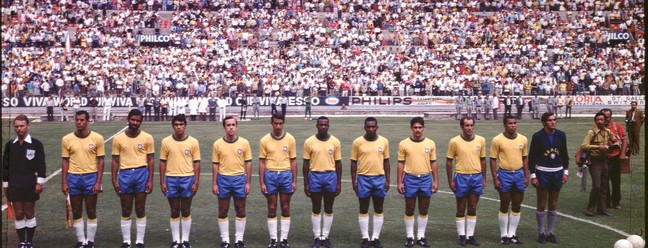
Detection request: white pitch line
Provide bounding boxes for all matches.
[2,126,128,212]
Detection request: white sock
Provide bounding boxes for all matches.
[358,214,369,239]
[498,212,508,237]
[73,218,85,243]
[15,219,26,229]
[455,217,466,236]
[86,218,97,242]
[218,217,230,244]
[170,218,180,242]
[404,215,415,238]
[267,217,278,240]
[508,212,521,237]
[181,216,192,242]
[372,213,384,240]
[280,216,291,240]
[311,213,322,238]
[466,215,477,237]
[322,213,333,238]
[235,217,246,242]
[417,214,428,240]
[121,218,132,244]
[136,217,146,244]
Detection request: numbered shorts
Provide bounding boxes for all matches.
[404,173,433,198]
[309,171,337,193]
[119,166,149,194]
[357,175,386,199]
[218,174,246,198]
[165,176,195,198]
[537,170,564,190]
[453,173,483,198]
[497,169,526,193]
[264,170,293,194]
[67,173,98,196]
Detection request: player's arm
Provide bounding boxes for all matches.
[146,153,154,193]
[212,162,220,195]
[489,158,500,190]
[334,159,342,196]
[35,141,46,194]
[159,160,167,194]
[396,160,405,194]
[445,158,455,192]
[480,157,487,189]
[290,158,298,192]
[383,158,390,192]
[244,160,252,195]
[62,158,70,194]
[430,160,438,193]
[303,159,311,197]
[191,160,200,194]
[350,160,358,194]
[522,156,529,187]
[94,156,105,194]
[111,155,121,194]
[259,158,267,194]
[3,144,10,194]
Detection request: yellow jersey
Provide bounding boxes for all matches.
[61,131,105,174]
[490,133,528,170]
[446,135,486,174]
[212,136,252,176]
[351,135,390,176]
[303,134,342,172]
[160,135,200,176]
[112,131,155,169]
[259,132,297,171]
[398,137,436,175]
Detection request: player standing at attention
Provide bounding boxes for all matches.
[446,117,486,246]
[259,113,298,248]
[350,117,391,248]
[61,110,105,248]
[111,109,155,248]
[3,115,46,248]
[397,117,438,248]
[303,116,342,248]
[489,116,529,245]
[159,115,201,248]
[529,113,568,244]
[212,116,253,248]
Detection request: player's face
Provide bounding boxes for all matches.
[13,120,29,138]
[603,111,611,125]
[595,115,606,128]
[544,115,557,131]
[364,120,378,138]
[461,119,474,137]
[128,115,143,131]
[75,114,89,132]
[271,118,284,133]
[410,123,424,140]
[504,118,517,134]
[316,118,329,136]
[172,121,186,137]
[223,118,238,137]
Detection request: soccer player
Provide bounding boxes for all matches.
[212,116,253,248]
[397,117,438,247]
[489,116,529,245]
[111,109,155,248]
[350,117,390,248]
[259,113,297,248]
[529,113,569,244]
[61,110,105,248]
[446,117,486,246]
[159,115,201,248]
[3,115,46,248]
[303,116,342,248]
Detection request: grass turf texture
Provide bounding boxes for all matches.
[1,117,645,248]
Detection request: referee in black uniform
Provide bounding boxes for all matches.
[3,115,47,248]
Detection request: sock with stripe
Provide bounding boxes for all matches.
[136,217,146,244]
[508,211,521,237]
[466,215,476,237]
[121,217,132,244]
[181,216,192,242]
[311,213,322,238]
[218,217,230,244]
[546,211,557,234]
[170,217,180,242]
[15,219,26,242]
[267,217,278,240]
[25,218,36,243]
[417,214,428,240]
[73,218,85,243]
[372,213,384,240]
[536,211,545,234]
[235,217,246,242]
[404,215,415,238]
[280,216,291,240]
[498,211,508,237]
[86,218,97,242]
[358,213,369,239]
[455,217,466,237]
[322,213,333,239]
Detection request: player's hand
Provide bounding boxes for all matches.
[261,183,268,194]
[562,174,568,184]
[335,183,341,196]
[352,181,358,196]
[531,178,539,188]
[146,180,153,194]
[432,181,438,193]
[112,181,121,195]
[524,177,529,188]
[304,184,311,197]
[92,182,101,194]
[212,184,219,195]
[493,179,501,191]
[482,178,487,189]
[620,154,627,160]
[291,181,297,193]
[384,180,390,192]
[449,181,456,192]
[34,184,43,194]
[160,183,168,195]
[397,183,405,195]
[244,183,251,196]
[190,182,198,195]
[62,183,69,195]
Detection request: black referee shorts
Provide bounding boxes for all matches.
[7,186,40,202]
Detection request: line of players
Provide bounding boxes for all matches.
[4,110,571,248]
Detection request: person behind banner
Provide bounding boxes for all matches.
[625,101,644,156]
[3,115,46,248]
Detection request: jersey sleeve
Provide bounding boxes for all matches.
[333,139,342,161]
[397,141,406,162]
[302,139,312,160]
[146,134,155,154]
[289,136,297,159]
[61,137,70,158]
[429,141,437,161]
[243,140,252,162]
[382,139,389,158]
[489,138,499,159]
[95,135,105,157]
[211,141,219,164]
[160,140,168,161]
[191,139,201,162]
[446,139,456,159]
[111,137,121,156]
[350,140,358,161]
[479,137,486,158]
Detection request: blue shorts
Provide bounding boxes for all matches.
[165,176,195,198]
[404,173,433,198]
[537,170,564,190]
[453,173,483,198]
[309,171,337,193]
[357,175,387,199]
[119,166,149,194]
[218,174,246,199]
[264,170,294,194]
[67,173,98,196]
[497,169,525,193]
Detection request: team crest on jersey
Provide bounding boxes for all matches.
[138,144,143,150]
[237,149,243,155]
[424,148,430,153]
[328,149,333,155]
[519,145,523,150]
[184,149,190,155]
[550,153,556,159]
[377,147,383,153]
[89,144,94,150]
[475,146,481,152]
[25,149,35,160]
[283,146,288,152]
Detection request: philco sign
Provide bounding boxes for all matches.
[139,34,170,43]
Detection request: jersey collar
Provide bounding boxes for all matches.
[13,134,32,144]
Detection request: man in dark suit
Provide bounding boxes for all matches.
[625,101,644,156]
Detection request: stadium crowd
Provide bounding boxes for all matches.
[1,0,644,99]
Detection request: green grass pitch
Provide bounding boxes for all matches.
[1,116,645,248]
